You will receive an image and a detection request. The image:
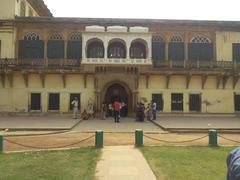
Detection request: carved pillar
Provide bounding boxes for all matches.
[165,42,168,61]
[126,41,131,59]
[184,32,189,62]
[95,90,101,116]
[104,41,108,59]
[132,91,139,112]
[44,40,48,65]
[64,40,67,59]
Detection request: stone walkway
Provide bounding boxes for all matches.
[73,117,164,132]
[96,146,157,180]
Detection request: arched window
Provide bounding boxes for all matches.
[67,32,82,59]
[170,35,183,43]
[108,40,126,58]
[20,1,26,17]
[87,39,104,58]
[19,32,44,59]
[168,35,184,61]
[130,40,146,59]
[190,36,211,43]
[152,35,165,60]
[23,32,39,40]
[188,35,213,61]
[47,33,64,59]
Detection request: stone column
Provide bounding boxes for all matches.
[126,40,131,59]
[104,41,108,59]
[165,42,168,61]
[64,40,67,59]
[95,90,101,117]
[184,33,189,62]
[132,91,139,112]
[44,40,48,65]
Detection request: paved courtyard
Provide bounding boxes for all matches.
[72,117,163,132]
[0,116,79,131]
[0,114,240,133]
[155,115,240,130]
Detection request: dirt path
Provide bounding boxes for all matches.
[2,132,240,152]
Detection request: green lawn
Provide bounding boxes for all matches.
[141,146,234,180]
[0,147,100,180]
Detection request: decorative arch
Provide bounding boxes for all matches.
[20,1,26,17]
[86,38,104,58]
[67,32,82,59]
[190,35,211,43]
[152,35,165,60]
[130,39,147,59]
[23,32,40,40]
[68,32,82,41]
[169,34,184,61]
[152,35,165,42]
[47,33,64,59]
[170,35,183,43]
[19,32,43,59]
[101,80,133,114]
[49,33,64,40]
[108,39,126,58]
[188,34,213,61]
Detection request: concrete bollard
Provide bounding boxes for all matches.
[95,130,103,148]
[0,135,3,153]
[135,129,143,147]
[209,129,218,146]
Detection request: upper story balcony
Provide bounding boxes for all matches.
[0,58,81,72]
[0,58,239,74]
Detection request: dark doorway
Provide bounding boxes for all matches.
[105,83,128,117]
[48,93,60,111]
[234,94,240,112]
[30,93,41,111]
[171,93,183,111]
[189,94,201,112]
[69,93,80,111]
[152,94,163,111]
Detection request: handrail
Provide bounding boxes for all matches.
[0,58,239,71]
[0,58,82,70]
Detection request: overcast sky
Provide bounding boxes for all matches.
[44,0,240,21]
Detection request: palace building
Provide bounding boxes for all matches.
[0,0,240,115]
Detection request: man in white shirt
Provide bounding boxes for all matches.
[71,97,79,119]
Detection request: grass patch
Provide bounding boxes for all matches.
[0,147,100,180]
[141,146,234,180]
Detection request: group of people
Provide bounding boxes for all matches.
[136,100,157,122]
[71,97,94,120]
[71,97,157,123]
[101,101,127,122]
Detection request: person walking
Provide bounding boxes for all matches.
[71,97,79,119]
[113,100,121,123]
[152,100,157,120]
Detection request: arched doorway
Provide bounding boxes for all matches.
[103,82,132,117]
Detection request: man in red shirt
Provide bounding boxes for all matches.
[113,100,121,123]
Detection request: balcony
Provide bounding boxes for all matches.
[82,58,152,65]
[0,59,81,71]
[0,58,239,74]
[152,60,240,73]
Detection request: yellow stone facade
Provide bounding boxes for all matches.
[0,1,239,115]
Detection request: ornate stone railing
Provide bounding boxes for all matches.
[0,58,239,72]
[82,58,152,65]
[0,58,81,70]
[152,60,240,71]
